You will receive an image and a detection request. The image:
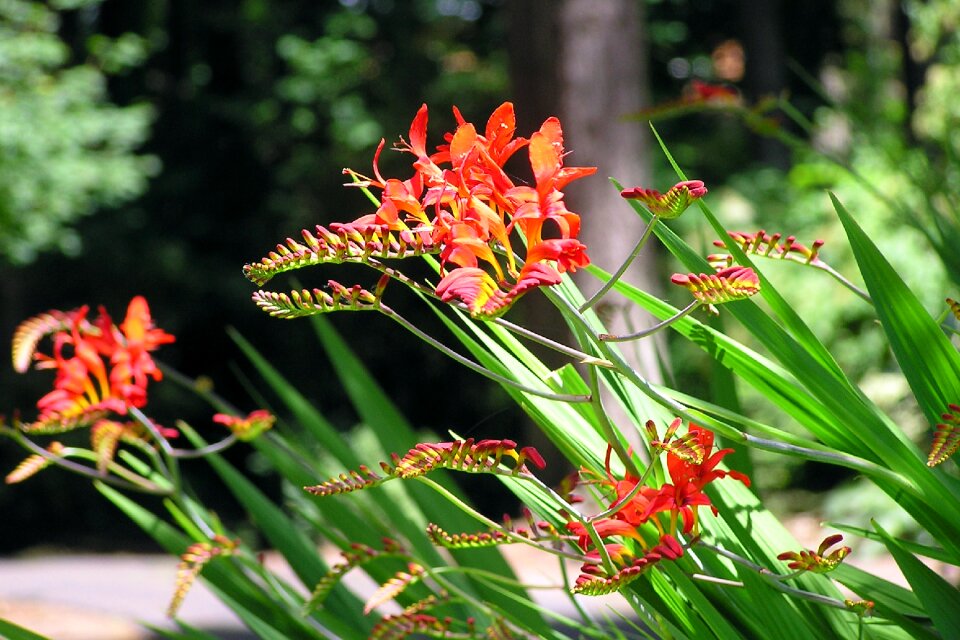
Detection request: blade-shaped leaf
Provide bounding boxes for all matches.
[833,193,960,431]
[873,521,960,638]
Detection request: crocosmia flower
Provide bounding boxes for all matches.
[246,103,597,319]
[12,296,174,433]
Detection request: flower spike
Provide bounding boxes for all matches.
[11,309,77,373]
[304,439,546,498]
[708,230,825,269]
[364,562,425,615]
[927,403,960,467]
[243,224,440,287]
[777,534,851,574]
[671,265,760,305]
[571,535,684,595]
[305,539,409,613]
[252,281,380,319]
[5,442,65,484]
[620,180,707,219]
[168,535,238,617]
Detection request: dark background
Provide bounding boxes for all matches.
[0,0,928,552]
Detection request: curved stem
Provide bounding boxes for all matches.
[814,263,872,304]
[589,454,659,522]
[493,317,614,368]
[128,406,182,495]
[413,476,593,564]
[696,541,856,611]
[580,214,661,312]
[379,304,591,403]
[600,300,700,342]
[585,360,640,478]
[170,434,238,458]
[6,429,169,494]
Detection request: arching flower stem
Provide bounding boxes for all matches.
[370,257,612,368]
[129,405,182,495]
[579,214,661,313]
[2,426,170,494]
[695,541,856,611]
[589,454,659,523]
[414,476,595,564]
[379,304,591,403]
[599,300,701,342]
[493,317,614,367]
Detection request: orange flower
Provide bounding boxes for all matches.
[14,297,173,433]
[342,102,595,318]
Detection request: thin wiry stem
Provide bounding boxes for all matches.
[580,214,661,312]
[600,300,700,342]
[493,316,614,367]
[413,476,593,564]
[696,542,856,611]
[3,427,170,494]
[380,303,591,403]
[585,359,640,479]
[589,454,659,522]
[128,406,181,494]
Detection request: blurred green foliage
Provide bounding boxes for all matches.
[0,0,156,264]
[3,0,958,553]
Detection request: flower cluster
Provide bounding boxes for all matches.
[12,296,174,433]
[349,102,595,317]
[246,103,595,319]
[568,421,750,589]
[6,297,175,481]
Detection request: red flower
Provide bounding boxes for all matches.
[342,103,595,318]
[14,297,174,433]
[662,425,751,534]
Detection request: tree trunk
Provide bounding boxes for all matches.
[509,0,659,471]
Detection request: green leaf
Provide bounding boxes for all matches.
[833,193,960,431]
[873,520,960,638]
[0,618,52,640]
[96,482,336,639]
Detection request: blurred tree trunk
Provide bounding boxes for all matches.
[509,0,659,472]
[739,0,790,168]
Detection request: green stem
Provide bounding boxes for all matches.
[4,428,168,494]
[696,542,856,611]
[579,214,662,312]
[128,406,182,495]
[380,304,591,403]
[599,300,700,342]
[589,453,659,522]
[580,327,640,479]
[413,476,592,564]
[494,316,614,367]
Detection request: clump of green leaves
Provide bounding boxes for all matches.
[0,0,156,264]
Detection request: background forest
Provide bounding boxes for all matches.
[1,0,954,554]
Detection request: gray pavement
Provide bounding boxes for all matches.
[0,553,254,639]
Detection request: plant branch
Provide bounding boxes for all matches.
[580,214,661,312]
